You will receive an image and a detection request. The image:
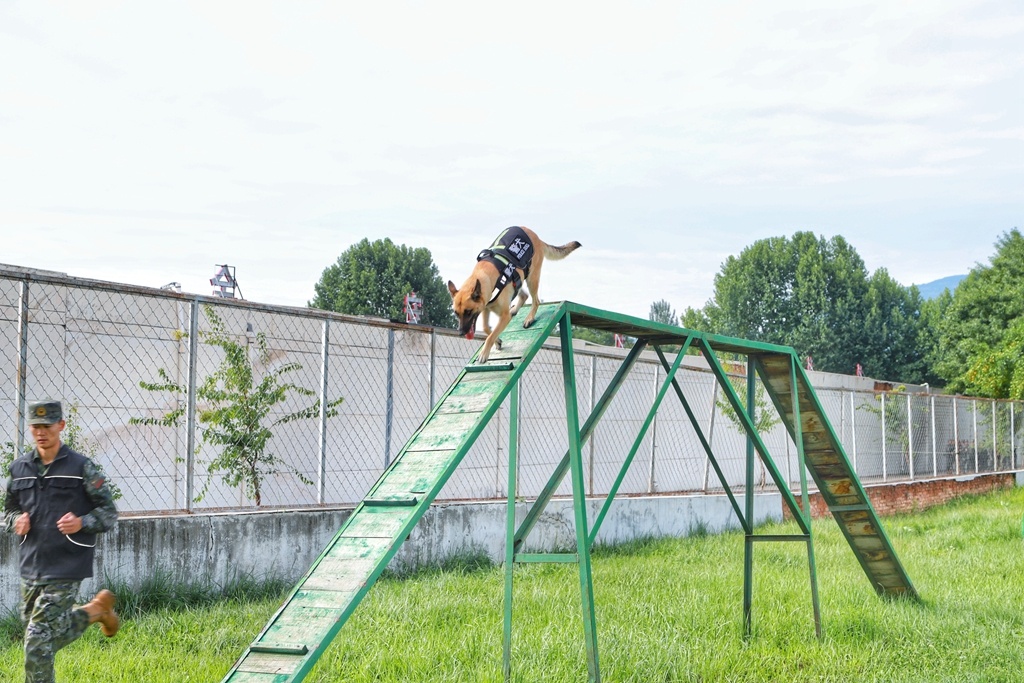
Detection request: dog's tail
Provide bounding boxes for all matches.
[543,240,581,261]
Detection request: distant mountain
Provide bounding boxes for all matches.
[914,275,966,300]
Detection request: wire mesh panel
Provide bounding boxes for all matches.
[3,270,1024,517]
[649,365,717,494]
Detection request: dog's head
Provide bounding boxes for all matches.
[448,279,484,339]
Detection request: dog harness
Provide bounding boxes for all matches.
[477,226,534,304]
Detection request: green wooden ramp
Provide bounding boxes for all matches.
[219,303,563,682]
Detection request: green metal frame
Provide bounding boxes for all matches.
[222,300,916,683]
[499,308,822,680]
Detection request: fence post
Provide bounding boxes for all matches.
[429,329,437,410]
[881,392,887,482]
[588,353,597,494]
[1007,403,1015,473]
[973,400,979,473]
[184,299,200,512]
[318,319,330,505]
[385,328,395,468]
[648,362,658,493]
[954,398,960,475]
[931,395,937,477]
[850,391,857,476]
[907,393,914,480]
[992,401,998,471]
[14,280,29,453]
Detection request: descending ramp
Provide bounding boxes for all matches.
[220,303,564,683]
[754,352,918,598]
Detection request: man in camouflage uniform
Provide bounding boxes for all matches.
[4,400,120,683]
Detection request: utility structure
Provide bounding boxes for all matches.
[221,301,917,683]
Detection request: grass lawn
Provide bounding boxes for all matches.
[2,487,1022,682]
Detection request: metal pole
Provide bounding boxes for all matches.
[931,395,937,477]
[743,360,756,638]
[791,357,821,638]
[851,391,858,476]
[881,393,887,482]
[185,299,200,511]
[502,379,519,682]
[973,400,979,473]
[317,319,330,505]
[429,329,437,409]
[907,394,914,480]
[558,315,600,682]
[992,401,998,471]
[954,398,960,475]
[589,354,597,495]
[648,362,658,493]
[14,280,29,453]
[1012,403,1017,469]
[703,382,718,492]
[384,329,395,468]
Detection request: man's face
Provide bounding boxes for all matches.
[30,420,64,451]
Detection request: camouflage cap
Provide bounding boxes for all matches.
[27,400,63,425]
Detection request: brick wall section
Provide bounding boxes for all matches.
[783,473,1017,520]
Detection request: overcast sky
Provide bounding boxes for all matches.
[1,1,1021,320]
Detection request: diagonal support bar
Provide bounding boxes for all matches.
[588,338,692,545]
[654,347,749,533]
[698,339,810,534]
[514,340,649,551]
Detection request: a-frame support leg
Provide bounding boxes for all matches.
[789,358,822,638]
[699,342,820,640]
[560,314,601,683]
[503,379,519,681]
[743,360,756,637]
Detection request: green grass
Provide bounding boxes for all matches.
[3,488,1023,682]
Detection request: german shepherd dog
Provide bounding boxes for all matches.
[448,226,581,363]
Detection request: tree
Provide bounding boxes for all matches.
[857,269,931,383]
[648,299,679,327]
[131,306,343,506]
[936,229,1024,397]
[310,238,456,328]
[699,232,932,378]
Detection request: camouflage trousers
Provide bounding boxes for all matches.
[20,580,90,683]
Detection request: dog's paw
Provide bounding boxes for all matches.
[496,339,503,350]
[523,317,535,329]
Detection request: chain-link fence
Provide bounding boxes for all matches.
[2,268,1021,515]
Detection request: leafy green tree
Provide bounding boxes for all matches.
[131,306,343,506]
[698,232,935,379]
[936,229,1024,397]
[705,232,871,373]
[570,325,616,346]
[310,238,456,328]
[857,269,931,383]
[680,305,716,333]
[962,317,1024,399]
[648,299,679,327]
[917,290,951,386]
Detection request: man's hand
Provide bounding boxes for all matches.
[56,512,82,535]
[14,512,30,536]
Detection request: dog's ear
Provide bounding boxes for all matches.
[471,279,482,302]
[447,280,458,299]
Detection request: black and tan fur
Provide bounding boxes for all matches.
[447,227,580,363]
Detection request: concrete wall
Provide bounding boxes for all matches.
[0,491,782,611]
